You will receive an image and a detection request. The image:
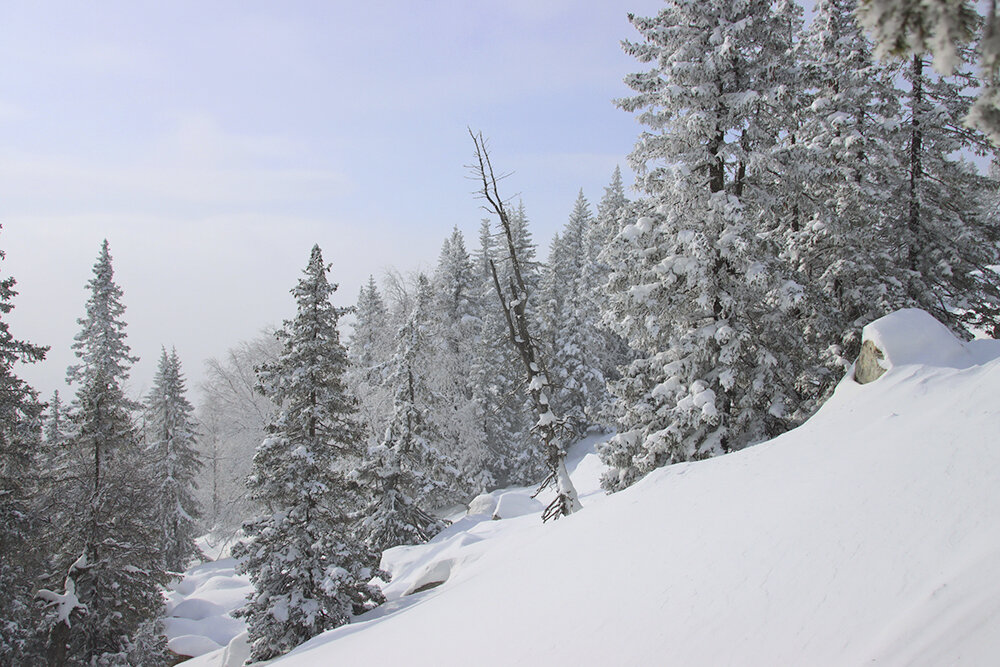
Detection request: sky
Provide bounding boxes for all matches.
[0,0,664,402]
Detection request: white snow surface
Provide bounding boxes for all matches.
[180,310,1000,665]
[165,559,251,659]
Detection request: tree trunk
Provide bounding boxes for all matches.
[908,54,923,272]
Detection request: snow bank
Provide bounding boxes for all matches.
[164,559,251,659]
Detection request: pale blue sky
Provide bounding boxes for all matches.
[0,0,662,399]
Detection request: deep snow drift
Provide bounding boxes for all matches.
[182,309,1000,665]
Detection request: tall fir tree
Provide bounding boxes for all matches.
[430,229,491,489]
[233,245,384,663]
[144,347,203,573]
[889,52,1000,334]
[0,239,48,665]
[42,240,169,665]
[586,167,635,422]
[358,275,453,552]
[347,276,394,446]
[776,0,906,404]
[539,190,609,435]
[470,220,542,487]
[600,0,809,491]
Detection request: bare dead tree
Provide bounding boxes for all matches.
[468,129,581,521]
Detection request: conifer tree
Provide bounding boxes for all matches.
[42,240,169,665]
[470,220,542,487]
[431,228,491,489]
[600,0,808,491]
[890,52,1000,333]
[145,348,203,573]
[539,190,610,435]
[587,168,635,419]
[779,0,906,402]
[347,276,394,445]
[0,240,48,664]
[43,390,67,451]
[234,245,384,663]
[359,275,452,552]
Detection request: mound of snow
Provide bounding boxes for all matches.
[168,635,222,658]
[466,492,499,516]
[164,559,251,659]
[862,308,1000,371]
[169,598,226,622]
[491,492,543,520]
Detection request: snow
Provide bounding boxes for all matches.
[465,492,498,517]
[164,559,251,658]
[861,308,999,371]
[169,635,223,658]
[36,552,88,627]
[490,492,543,520]
[178,310,1000,666]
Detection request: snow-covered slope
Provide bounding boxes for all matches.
[187,309,1000,665]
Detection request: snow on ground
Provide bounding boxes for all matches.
[180,309,1000,665]
[164,559,251,661]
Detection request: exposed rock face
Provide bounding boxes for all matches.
[854,339,887,384]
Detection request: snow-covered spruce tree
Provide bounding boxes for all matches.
[584,167,634,406]
[471,132,581,520]
[233,245,385,663]
[599,1,809,491]
[43,390,68,452]
[347,275,394,446]
[470,219,542,488]
[144,347,202,573]
[538,190,611,437]
[779,0,905,400]
[358,275,453,552]
[430,229,492,490]
[42,240,170,665]
[592,166,629,248]
[887,52,1000,334]
[0,240,48,665]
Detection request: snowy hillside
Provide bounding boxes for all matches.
[184,309,1000,665]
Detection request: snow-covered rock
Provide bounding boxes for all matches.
[466,492,499,517]
[491,492,543,520]
[862,308,997,371]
